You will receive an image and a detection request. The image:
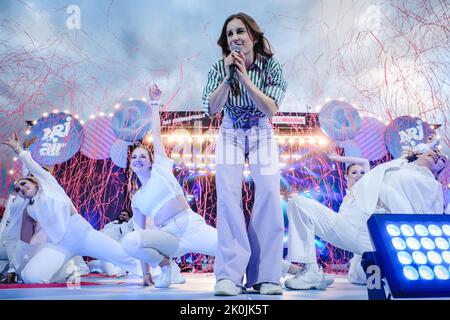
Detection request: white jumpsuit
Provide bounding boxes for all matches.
[287,159,444,265]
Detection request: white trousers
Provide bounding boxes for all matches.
[0,244,8,274]
[214,117,284,287]
[122,209,217,267]
[286,196,372,264]
[21,214,141,283]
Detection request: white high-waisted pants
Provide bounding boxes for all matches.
[286,196,373,263]
[122,209,217,267]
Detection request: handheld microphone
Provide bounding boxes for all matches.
[228,44,241,81]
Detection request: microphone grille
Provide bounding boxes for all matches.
[231,44,241,52]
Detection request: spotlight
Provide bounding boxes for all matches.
[168,137,176,143]
[365,214,450,299]
[318,137,328,146]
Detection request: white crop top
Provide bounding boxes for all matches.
[131,154,184,219]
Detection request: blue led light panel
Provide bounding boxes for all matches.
[368,214,450,298]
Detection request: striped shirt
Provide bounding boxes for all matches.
[202,55,287,128]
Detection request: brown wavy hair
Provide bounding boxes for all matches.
[217,12,273,96]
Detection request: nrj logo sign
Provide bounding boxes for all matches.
[39,116,72,157]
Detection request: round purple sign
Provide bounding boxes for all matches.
[319,100,362,141]
[384,116,432,158]
[112,100,152,142]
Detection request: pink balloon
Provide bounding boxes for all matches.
[80,117,117,160]
[354,117,387,161]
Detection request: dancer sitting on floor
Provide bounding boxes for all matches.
[1,134,142,283]
[285,148,446,290]
[121,84,217,288]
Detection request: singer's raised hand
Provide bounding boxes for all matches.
[232,51,249,82]
[224,53,235,81]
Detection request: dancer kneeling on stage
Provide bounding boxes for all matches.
[285,148,446,290]
[121,84,217,288]
[1,134,142,283]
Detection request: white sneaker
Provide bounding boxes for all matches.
[323,273,334,286]
[116,269,128,279]
[257,283,283,295]
[284,267,334,290]
[170,261,186,284]
[214,279,243,296]
[348,256,366,285]
[172,272,186,284]
[154,265,172,288]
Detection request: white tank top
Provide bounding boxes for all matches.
[131,154,184,220]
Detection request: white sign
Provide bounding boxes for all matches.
[272,116,306,125]
[39,116,72,157]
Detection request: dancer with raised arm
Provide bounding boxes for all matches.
[1,135,141,283]
[121,84,217,288]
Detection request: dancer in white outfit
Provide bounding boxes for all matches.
[121,84,217,288]
[1,184,89,283]
[0,193,25,282]
[1,134,142,283]
[285,148,446,290]
[283,154,371,286]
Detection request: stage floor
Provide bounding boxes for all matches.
[0,273,369,300]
